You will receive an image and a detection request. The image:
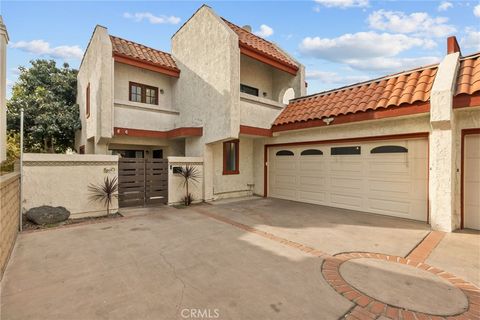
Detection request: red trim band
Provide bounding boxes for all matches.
[240,45,298,76]
[240,125,272,137]
[113,127,203,139]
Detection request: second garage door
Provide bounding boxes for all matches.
[268,138,428,221]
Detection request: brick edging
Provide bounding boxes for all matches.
[323,252,480,320]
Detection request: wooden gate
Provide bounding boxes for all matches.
[118,158,168,207]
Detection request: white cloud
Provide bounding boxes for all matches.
[368,10,456,37]
[300,32,435,60]
[299,32,439,72]
[123,12,180,25]
[461,27,480,51]
[10,40,83,60]
[306,70,370,83]
[314,0,369,8]
[438,2,453,11]
[254,24,274,38]
[344,56,441,72]
[474,4,480,17]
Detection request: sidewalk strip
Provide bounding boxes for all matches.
[406,231,446,262]
[193,207,327,258]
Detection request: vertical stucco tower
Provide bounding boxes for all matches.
[0,16,8,164]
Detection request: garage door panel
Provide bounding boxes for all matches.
[465,159,480,182]
[299,176,327,189]
[367,179,410,194]
[298,191,327,204]
[465,205,480,228]
[299,160,325,172]
[330,160,362,172]
[275,161,296,170]
[272,174,296,187]
[330,193,363,209]
[269,138,428,222]
[330,177,362,190]
[367,162,409,176]
[368,198,410,215]
[465,182,480,206]
[270,187,297,200]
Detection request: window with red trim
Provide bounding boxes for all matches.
[86,83,90,118]
[223,140,239,175]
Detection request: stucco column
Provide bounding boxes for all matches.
[429,52,460,231]
[0,17,8,164]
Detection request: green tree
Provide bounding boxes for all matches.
[7,59,80,153]
[0,132,20,173]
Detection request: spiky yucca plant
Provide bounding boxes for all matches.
[178,165,200,206]
[88,176,119,216]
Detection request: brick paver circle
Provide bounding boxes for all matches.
[321,252,480,320]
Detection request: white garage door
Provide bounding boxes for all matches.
[268,138,428,221]
[464,134,480,230]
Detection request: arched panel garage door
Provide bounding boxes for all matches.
[268,138,428,221]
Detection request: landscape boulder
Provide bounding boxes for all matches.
[26,206,70,225]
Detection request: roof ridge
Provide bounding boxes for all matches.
[109,34,173,57]
[220,17,276,47]
[460,51,480,61]
[294,64,439,102]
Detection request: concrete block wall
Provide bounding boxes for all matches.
[0,172,20,279]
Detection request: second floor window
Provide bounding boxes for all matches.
[240,84,259,97]
[129,82,158,105]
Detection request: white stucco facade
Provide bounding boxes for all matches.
[72,5,479,232]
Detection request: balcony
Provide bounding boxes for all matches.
[239,92,285,129]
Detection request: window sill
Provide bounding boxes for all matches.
[114,99,179,115]
[222,170,240,175]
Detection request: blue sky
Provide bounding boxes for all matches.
[2,0,480,98]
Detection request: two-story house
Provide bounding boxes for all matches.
[76,5,480,232]
[76,5,305,201]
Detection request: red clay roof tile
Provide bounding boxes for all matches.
[455,53,480,96]
[221,19,298,71]
[274,65,437,126]
[110,35,179,72]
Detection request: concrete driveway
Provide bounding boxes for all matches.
[1,198,479,320]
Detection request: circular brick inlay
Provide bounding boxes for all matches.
[321,252,480,319]
[339,258,468,315]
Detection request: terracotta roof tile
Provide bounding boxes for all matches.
[110,35,179,72]
[455,54,480,96]
[221,19,298,71]
[274,65,437,126]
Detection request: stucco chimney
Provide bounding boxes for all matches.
[0,15,8,164]
[447,36,461,55]
[242,25,252,32]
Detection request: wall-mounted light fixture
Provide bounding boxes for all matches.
[323,117,334,125]
[160,89,165,94]
[263,92,267,97]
